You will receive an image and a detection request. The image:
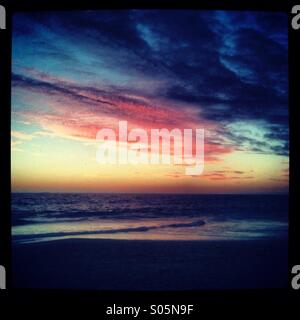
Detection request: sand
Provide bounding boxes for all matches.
[12,238,288,290]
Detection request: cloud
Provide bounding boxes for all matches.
[202,169,255,181]
[11,130,34,140]
[12,10,289,158]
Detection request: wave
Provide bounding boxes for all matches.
[12,220,206,242]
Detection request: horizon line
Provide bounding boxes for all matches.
[11,191,289,195]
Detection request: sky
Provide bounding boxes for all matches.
[11,10,289,193]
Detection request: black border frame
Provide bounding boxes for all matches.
[1,0,299,311]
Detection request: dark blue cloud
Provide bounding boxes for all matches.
[12,10,289,156]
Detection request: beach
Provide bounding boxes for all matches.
[12,238,288,290]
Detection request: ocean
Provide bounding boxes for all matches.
[12,193,288,244]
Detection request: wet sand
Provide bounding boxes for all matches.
[12,238,288,290]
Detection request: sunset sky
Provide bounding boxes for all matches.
[11,10,289,193]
